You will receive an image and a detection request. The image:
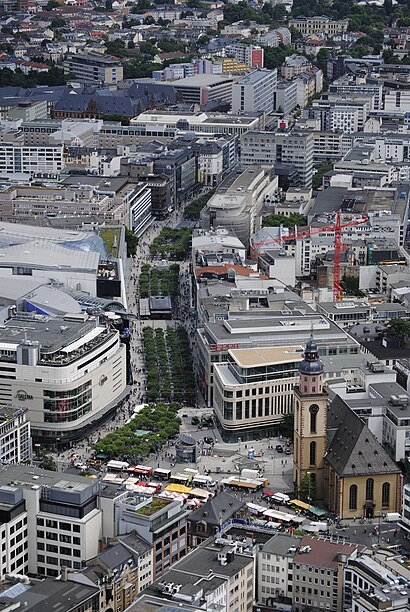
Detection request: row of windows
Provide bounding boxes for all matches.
[349,481,390,510]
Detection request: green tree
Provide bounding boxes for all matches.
[105,0,113,9]
[278,413,294,442]
[299,472,315,503]
[140,41,159,56]
[38,454,57,471]
[125,227,138,257]
[45,0,61,8]
[385,318,410,347]
[262,213,307,229]
[315,48,329,77]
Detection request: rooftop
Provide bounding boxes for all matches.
[294,536,361,571]
[229,345,304,368]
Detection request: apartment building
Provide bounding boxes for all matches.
[225,43,264,68]
[257,533,302,606]
[63,54,123,85]
[281,54,312,79]
[313,130,345,162]
[200,166,277,246]
[289,16,349,37]
[135,538,255,611]
[213,345,303,439]
[0,312,127,445]
[231,69,277,113]
[0,144,64,175]
[292,537,360,612]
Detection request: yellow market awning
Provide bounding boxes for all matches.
[164,483,192,494]
[290,499,311,511]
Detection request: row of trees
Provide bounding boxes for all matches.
[139,263,180,298]
[144,327,196,403]
[184,191,215,221]
[93,402,181,461]
[149,228,192,260]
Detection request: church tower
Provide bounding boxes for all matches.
[293,335,328,502]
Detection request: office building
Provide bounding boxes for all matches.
[276,79,298,115]
[63,54,123,85]
[231,69,277,113]
[195,307,360,408]
[0,144,64,175]
[130,110,264,137]
[241,130,314,188]
[0,465,102,579]
[200,166,277,246]
[0,312,128,445]
[213,345,303,440]
[172,74,237,105]
[113,493,188,580]
[344,548,410,612]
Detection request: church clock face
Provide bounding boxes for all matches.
[309,404,319,414]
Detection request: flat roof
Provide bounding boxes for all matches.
[173,74,236,87]
[0,463,95,490]
[0,314,106,354]
[229,345,304,367]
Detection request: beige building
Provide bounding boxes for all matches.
[213,345,303,440]
[289,16,349,37]
[293,336,328,502]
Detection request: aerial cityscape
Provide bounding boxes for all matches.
[2,0,410,610]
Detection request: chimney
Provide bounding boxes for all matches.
[61,566,68,582]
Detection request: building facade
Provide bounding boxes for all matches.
[293,336,328,502]
[0,313,128,446]
[231,69,277,113]
[63,54,123,84]
[214,346,302,440]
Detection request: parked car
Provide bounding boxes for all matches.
[285,448,292,455]
[276,445,284,453]
[204,436,214,444]
[191,416,200,425]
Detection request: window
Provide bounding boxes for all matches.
[309,405,319,433]
[382,482,390,507]
[366,478,374,501]
[349,484,357,510]
[310,441,316,466]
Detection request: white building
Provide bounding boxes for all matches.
[0,465,102,579]
[231,69,277,114]
[329,106,360,134]
[0,144,64,175]
[0,407,30,464]
[0,312,128,446]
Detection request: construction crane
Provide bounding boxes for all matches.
[251,211,369,302]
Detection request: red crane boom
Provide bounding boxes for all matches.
[251,212,368,302]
